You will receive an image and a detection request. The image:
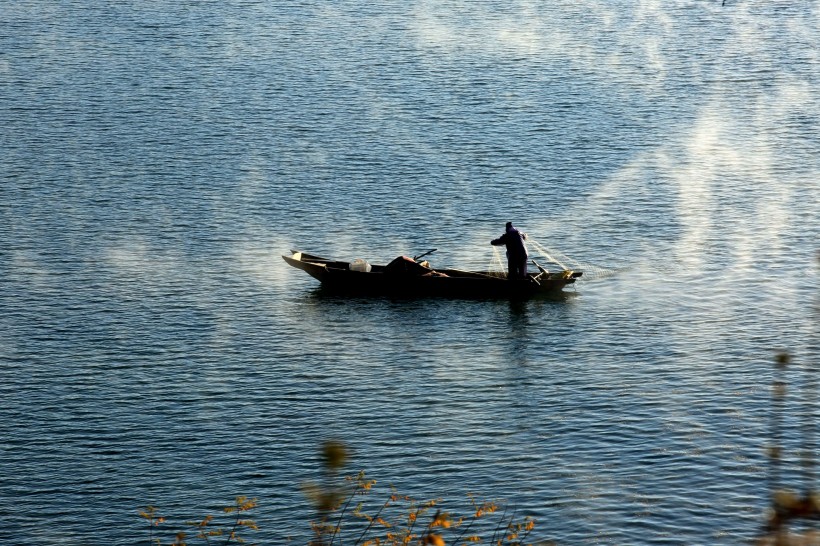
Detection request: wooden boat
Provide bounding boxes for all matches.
[282,250,582,299]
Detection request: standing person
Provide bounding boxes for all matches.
[491,222,529,279]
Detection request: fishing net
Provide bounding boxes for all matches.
[488,237,619,281]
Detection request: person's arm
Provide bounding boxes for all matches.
[491,234,506,246]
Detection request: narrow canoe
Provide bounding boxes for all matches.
[283,250,582,299]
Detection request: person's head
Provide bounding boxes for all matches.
[506,222,513,230]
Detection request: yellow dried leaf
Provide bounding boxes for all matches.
[431,512,451,528]
[424,534,445,546]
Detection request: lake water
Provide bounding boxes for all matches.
[1,1,818,544]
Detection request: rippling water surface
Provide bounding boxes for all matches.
[1,1,818,544]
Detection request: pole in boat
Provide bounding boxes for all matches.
[531,259,549,275]
[413,248,437,262]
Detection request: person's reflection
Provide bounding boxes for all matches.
[507,299,530,368]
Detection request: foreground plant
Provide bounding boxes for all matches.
[310,477,540,546]
[138,496,258,545]
[754,353,819,545]
[305,441,545,546]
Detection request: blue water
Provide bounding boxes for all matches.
[1,1,818,544]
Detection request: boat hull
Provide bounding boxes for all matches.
[282,251,580,299]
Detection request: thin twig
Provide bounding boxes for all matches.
[406,504,422,539]
[224,512,240,545]
[453,515,478,545]
[801,352,817,495]
[353,498,389,546]
[329,481,363,546]
[453,499,490,545]
[518,518,535,545]
[489,504,512,545]
[770,354,788,504]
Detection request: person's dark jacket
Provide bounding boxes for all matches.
[491,225,528,258]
